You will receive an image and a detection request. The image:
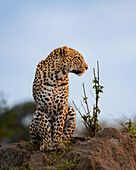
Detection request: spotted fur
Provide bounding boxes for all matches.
[29,46,88,151]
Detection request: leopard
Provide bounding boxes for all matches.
[29,46,88,151]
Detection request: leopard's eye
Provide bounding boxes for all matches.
[78,57,82,62]
[73,56,82,64]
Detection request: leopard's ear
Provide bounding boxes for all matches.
[60,46,69,57]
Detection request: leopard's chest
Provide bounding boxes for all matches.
[40,85,69,117]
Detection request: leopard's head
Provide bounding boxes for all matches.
[60,46,88,76]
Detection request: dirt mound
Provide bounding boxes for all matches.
[0,128,136,170]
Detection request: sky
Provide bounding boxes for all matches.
[0,0,136,127]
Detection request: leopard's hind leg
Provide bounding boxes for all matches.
[62,106,76,143]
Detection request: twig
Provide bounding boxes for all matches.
[97,60,99,88]
[72,101,82,117]
[93,61,100,135]
[80,101,87,114]
[83,83,90,119]
[72,101,89,131]
[72,101,89,132]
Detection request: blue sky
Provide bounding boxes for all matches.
[0,0,136,126]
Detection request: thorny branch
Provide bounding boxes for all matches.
[72,61,104,137]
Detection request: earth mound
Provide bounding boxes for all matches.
[0,128,136,170]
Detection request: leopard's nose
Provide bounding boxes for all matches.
[85,64,88,70]
[85,66,88,70]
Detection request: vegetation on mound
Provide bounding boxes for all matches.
[73,61,104,137]
[1,140,78,170]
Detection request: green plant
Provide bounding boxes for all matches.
[42,148,68,167]
[125,119,136,135]
[1,167,14,170]
[19,162,34,170]
[1,163,34,170]
[73,61,104,137]
[56,156,77,170]
[42,146,77,169]
[43,153,57,166]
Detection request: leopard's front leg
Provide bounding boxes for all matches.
[62,106,76,143]
[30,107,53,151]
[52,109,66,149]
